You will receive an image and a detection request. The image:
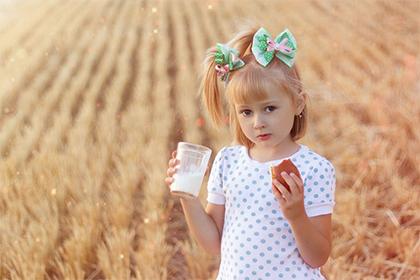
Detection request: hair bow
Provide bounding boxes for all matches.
[251,27,297,67]
[214,43,245,82]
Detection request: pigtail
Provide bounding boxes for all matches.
[199,26,259,128]
[199,47,226,127]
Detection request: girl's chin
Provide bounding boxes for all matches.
[254,140,272,146]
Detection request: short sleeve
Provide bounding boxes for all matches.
[206,148,226,205]
[304,160,336,217]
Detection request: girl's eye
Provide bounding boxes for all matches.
[239,106,276,116]
[266,106,276,112]
[239,110,252,117]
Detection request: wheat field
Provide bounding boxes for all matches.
[0,0,419,279]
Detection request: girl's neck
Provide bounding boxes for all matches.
[249,140,300,162]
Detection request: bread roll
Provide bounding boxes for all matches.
[270,159,302,192]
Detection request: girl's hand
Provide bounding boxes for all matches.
[164,150,210,188]
[164,150,180,188]
[272,172,306,222]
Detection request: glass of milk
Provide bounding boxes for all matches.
[170,142,212,199]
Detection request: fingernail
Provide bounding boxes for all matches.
[290,173,295,176]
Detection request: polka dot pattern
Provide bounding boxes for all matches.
[207,145,335,279]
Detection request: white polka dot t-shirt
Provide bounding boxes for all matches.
[207,144,336,280]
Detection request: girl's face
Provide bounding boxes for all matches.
[234,89,302,149]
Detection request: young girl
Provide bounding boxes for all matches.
[165,26,336,280]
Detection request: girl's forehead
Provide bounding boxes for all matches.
[227,68,295,106]
[234,91,290,107]
[236,99,278,108]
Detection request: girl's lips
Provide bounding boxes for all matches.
[257,134,271,141]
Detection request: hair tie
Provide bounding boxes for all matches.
[251,27,297,67]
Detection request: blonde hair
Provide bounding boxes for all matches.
[200,26,308,150]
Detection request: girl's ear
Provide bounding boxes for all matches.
[295,91,307,114]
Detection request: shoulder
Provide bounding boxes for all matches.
[301,145,336,175]
[215,145,243,161]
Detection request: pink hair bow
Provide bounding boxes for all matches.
[214,43,245,82]
[251,28,297,67]
[266,37,292,54]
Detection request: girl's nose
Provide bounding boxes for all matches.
[253,115,266,129]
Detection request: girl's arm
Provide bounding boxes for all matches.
[179,197,225,255]
[166,152,224,255]
[288,214,332,268]
[272,172,332,268]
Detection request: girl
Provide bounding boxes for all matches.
[165,26,336,280]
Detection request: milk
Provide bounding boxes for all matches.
[170,172,204,198]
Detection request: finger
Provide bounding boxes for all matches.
[166,167,179,177]
[168,158,180,168]
[171,150,177,159]
[273,179,291,201]
[275,186,287,201]
[290,173,304,194]
[271,184,286,202]
[281,172,299,195]
[164,177,174,186]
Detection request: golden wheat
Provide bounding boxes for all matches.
[0,0,419,279]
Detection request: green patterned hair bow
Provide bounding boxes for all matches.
[214,43,245,82]
[251,27,297,67]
